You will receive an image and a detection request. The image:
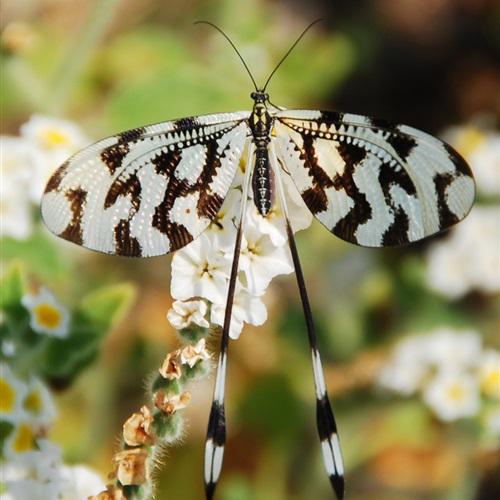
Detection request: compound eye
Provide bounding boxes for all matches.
[264,93,269,100]
[250,92,256,99]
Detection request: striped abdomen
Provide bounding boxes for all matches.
[252,147,273,216]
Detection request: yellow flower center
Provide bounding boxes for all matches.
[447,384,466,402]
[40,128,70,149]
[456,128,486,159]
[0,379,15,412]
[24,389,42,414]
[481,370,500,398]
[12,423,35,453]
[34,303,62,329]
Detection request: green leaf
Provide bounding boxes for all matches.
[79,283,136,330]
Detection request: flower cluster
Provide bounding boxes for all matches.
[91,339,211,499]
[425,124,500,299]
[1,115,89,240]
[377,328,500,426]
[0,363,105,499]
[169,149,312,339]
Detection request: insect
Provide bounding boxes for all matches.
[41,20,475,500]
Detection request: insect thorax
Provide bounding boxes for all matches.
[249,100,274,216]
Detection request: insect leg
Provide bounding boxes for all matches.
[269,144,345,500]
[204,142,254,500]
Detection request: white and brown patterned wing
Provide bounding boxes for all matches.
[41,112,249,257]
[272,110,475,247]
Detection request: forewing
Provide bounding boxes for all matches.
[41,112,250,257]
[272,110,475,247]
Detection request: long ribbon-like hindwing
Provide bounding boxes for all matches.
[204,143,254,500]
[270,145,345,499]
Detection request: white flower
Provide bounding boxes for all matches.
[479,349,500,399]
[0,364,27,423]
[239,214,294,295]
[180,338,211,368]
[205,188,241,250]
[167,300,210,330]
[2,340,16,357]
[21,287,70,338]
[22,377,57,426]
[171,234,231,304]
[423,328,482,371]
[211,287,267,339]
[423,371,480,421]
[377,336,428,395]
[0,137,36,240]
[444,125,500,196]
[20,114,89,203]
[426,206,500,298]
[3,421,38,459]
[59,465,106,500]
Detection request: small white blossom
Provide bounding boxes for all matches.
[0,363,27,423]
[21,287,70,338]
[2,340,16,357]
[377,336,428,395]
[180,338,211,368]
[479,349,500,399]
[205,188,241,250]
[171,234,231,304]
[211,287,267,339]
[59,465,106,500]
[423,328,482,371]
[22,377,57,426]
[3,421,38,459]
[0,137,36,240]
[444,125,500,196]
[426,206,500,298]
[20,114,89,203]
[167,299,210,330]
[423,370,480,421]
[239,215,294,295]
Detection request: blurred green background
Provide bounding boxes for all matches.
[1,0,499,499]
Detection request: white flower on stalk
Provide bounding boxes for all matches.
[423,328,482,371]
[20,114,89,203]
[180,338,211,368]
[205,188,241,250]
[22,377,57,426]
[211,287,267,339]
[0,363,27,423]
[21,287,70,338]
[444,125,500,196]
[239,215,294,295]
[479,349,500,399]
[423,371,480,421]
[426,206,500,298]
[167,300,210,330]
[171,234,231,304]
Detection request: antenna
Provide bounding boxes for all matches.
[263,18,324,91]
[194,21,258,91]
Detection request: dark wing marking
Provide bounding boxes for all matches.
[272,110,475,247]
[41,112,250,257]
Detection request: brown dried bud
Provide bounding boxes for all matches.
[113,448,148,486]
[123,405,155,446]
[154,390,191,415]
[159,350,182,380]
